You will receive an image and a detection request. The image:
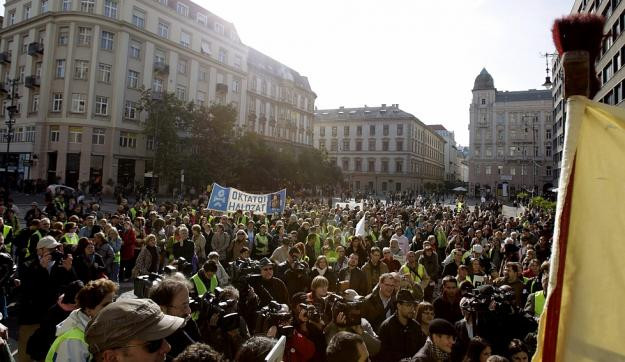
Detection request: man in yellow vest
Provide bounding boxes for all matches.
[0,217,14,255]
[524,273,549,320]
[400,251,430,300]
[60,222,79,246]
[191,260,218,298]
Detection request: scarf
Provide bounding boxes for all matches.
[314,267,327,276]
[425,338,450,361]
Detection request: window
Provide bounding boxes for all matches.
[50,126,60,142]
[382,160,389,172]
[355,159,362,171]
[176,85,186,100]
[119,132,137,148]
[56,59,66,78]
[146,136,154,150]
[18,66,25,82]
[23,4,31,20]
[342,139,350,151]
[31,94,39,112]
[21,36,29,54]
[383,125,389,136]
[318,139,326,149]
[232,79,240,93]
[546,145,552,157]
[158,22,169,38]
[342,159,349,171]
[396,139,403,151]
[396,160,403,173]
[344,126,350,136]
[77,27,92,46]
[58,27,69,45]
[197,13,208,26]
[397,124,403,136]
[25,126,35,142]
[382,140,389,151]
[132,9,145,28]
[177,59,187,74]
[218,48,227,63]
[129,41,141,59]
[368,139,376,151]
[199,68,208,82]
[8,11,15,26]
[62,0,72,10]
[124,101,138,119]
[104,0,117,18]
[92,128,105,145]
[356,140,362,151]
[95,96,108,115]
[330,139,338,151]
[74,60,89,80]
[80,0,94,13]
[356,126,362,136]
[331,127,337,137]
[68,127,82,143]
[41,0,49,13]
[153,78,163,93]
[127,70,139,88]
[369,125,375,136]
[485,166,492,175]
[546,166,552,176]
[180,31,191,48]
[71,93,86,112]
[368,160,375,172]
[510,167,516,176]
[176,2,189,16]
[234,55,242,68]
[52,93,63,112]
[215,22,224,34]
[97,63,111,83]
[100,31,114,50]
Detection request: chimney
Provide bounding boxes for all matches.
[395,103,399,108]
[339,106,344,110]
[381,103,386,108]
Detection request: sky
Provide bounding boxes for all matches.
[202,0,573,145]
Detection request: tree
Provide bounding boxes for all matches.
[139,90,191,189]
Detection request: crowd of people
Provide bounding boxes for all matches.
[0,189,554,362]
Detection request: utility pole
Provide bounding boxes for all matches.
[3,79,19,190]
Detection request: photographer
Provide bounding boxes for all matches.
[276,246,304,282]
[494,262,526,308]
[378,289,426,362]
[323,290,381,357]
[247,258,289,307]
[191,260,219,297]
[202,285,251,358]
[338,253,368,296]
[149,276,202,360]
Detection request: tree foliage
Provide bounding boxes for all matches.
[140,91,342,193]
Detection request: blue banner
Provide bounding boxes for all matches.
[207,183,286,214]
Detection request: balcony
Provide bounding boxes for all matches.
[27,42,44,56]
[0,85,8,96]
[216,83,228,94]
[0,52,10,64]
[25,76,40,89]
[153,62,169,74]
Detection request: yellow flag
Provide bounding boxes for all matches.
[533,96,625,361]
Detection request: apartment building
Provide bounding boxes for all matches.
[469,69,554,198]
[314,104,445,195]
[0,0,313,191]
[552,0,624,185]
[428,124,459,183]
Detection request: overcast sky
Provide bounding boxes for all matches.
[203,0,573,145]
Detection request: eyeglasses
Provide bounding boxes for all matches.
[116,338,164,354]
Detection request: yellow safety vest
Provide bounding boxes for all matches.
[45,327,89,362]
[63,233,79,246]
[533,291,546,317]
[400,263,426,284]
[2,225,12,253]
[25,230,42,258]
[190,273,217,321]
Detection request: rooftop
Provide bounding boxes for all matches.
[314,104,419,122]
[247,47,314,93]
[428,124,448,131]
[495,89,552,102]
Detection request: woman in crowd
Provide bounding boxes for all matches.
[106,227,123,283]
[46,279,118,361]
[309,255,338,293]
[416,301,435,338]
[192,224,207,265]
[120,218,137,282]
[73,238,106,283]
[506,339,530,362]
[132,234,160,278]
[463,336,492,362]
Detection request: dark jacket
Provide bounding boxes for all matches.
[419,253,440,281]
[379,314,427,362]
[433,296,462,324]
[26,302,74,360]
[338,266,368,296]
[248,275,290,307]
[406,339,441,362]
[166,319,202,361]
[450,319,472,362]
[73,253,106,283]
[361,261,389,293]
[442,261,460,278]
[172,239,195,263]
[362,288,396,333]
[18,259,63,325]
[309,268,339,293]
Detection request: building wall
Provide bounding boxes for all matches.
[468,71,554,198]
[0,0,312,190]
[553,0,625,185]
[314,104,445,195]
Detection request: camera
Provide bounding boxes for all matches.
[229,259,260,289]
[299,303,321,323]
[255,300,292,334]
[50,250,64,263]
[463,285,516,314]
[325,293,363,327]
[174,257,193,277]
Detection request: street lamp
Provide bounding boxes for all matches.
[2,79,20,189]
[540,52,558,89]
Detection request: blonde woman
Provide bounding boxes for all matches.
[132,234,160,278]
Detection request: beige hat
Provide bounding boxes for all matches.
[36,236,60,249]
[85,298,185,354]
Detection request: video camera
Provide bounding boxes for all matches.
[325,293,363,327]
[194,287,240,331]
[463,285,517,314]
[255,300,293,335]
[299,303,321,323]
[228,259,260,288]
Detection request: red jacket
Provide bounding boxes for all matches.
[284,330,315,362]
[120,228,137,261]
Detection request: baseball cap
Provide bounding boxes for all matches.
[85,299,185,354]
[472,244,483,254]
[429,318,457,337]
[37,236,60,249]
